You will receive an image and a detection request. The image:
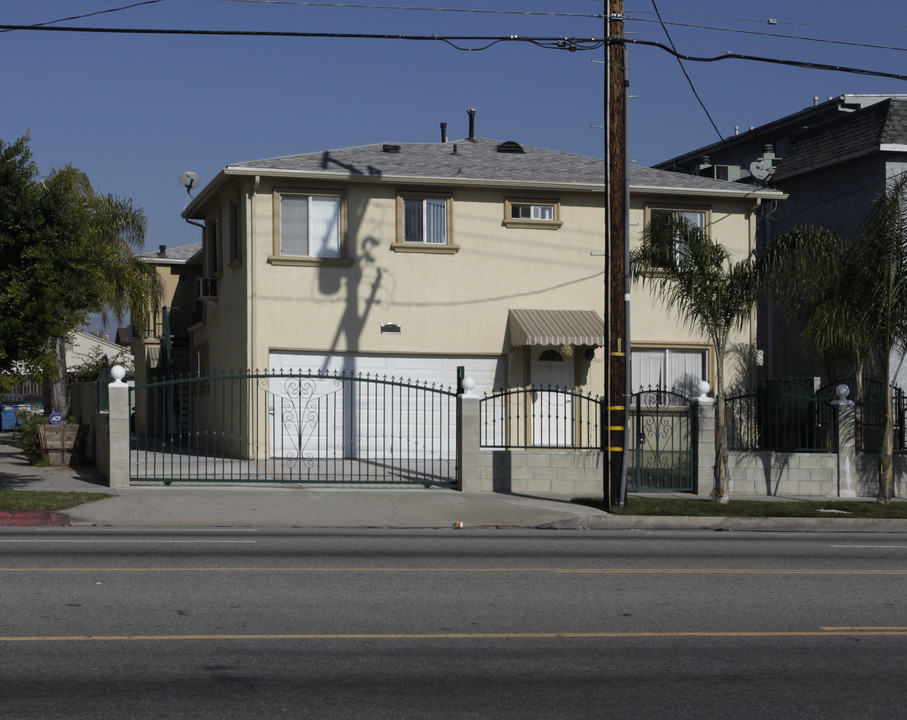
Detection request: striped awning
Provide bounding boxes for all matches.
[508,309,605,347]
[146,346,161,369]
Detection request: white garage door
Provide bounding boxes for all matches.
[268,352,504,459]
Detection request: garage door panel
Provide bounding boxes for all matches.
[268,352,503,460]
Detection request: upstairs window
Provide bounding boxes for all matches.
[279,194,341,258]
[207,218,220,274]
[504,199,562,229]
[393,192,457,253]
[647,207,707,267]
[404,198,447,244]
[229,199,242,265]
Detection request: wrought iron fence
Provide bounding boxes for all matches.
[479,386,602,449]
[130,369,457,485]
[727,379,833,452]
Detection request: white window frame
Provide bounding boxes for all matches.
[631,346,709,399]
[504,198,562,229]
[270,189,351,267]
[393,192,458,254]
[646,206,709,268]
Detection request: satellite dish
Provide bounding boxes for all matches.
[749,161,771,181]
[178,171,201,195]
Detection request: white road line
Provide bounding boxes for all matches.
[0,539,258,544]
[832,545,907,549]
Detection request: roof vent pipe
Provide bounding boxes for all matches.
[440,122,447,143]
[467,107,476,141]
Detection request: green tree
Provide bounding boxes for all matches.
[0,134,162,414]
[630,213,759,503]
[760,175,907,504]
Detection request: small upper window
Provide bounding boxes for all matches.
[393,193,458,253]
[504,199,562,229]
[404,198,447,245]
[512,203,553,221]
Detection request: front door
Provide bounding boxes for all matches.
[530,347,574,447]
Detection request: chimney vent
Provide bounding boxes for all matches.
[158,245,166,257]
[440,122,447,143]
[382,144,401,153]
[467,107,476,141]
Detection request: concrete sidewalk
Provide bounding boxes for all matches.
[2,432,907,531]
[0,431,609,529]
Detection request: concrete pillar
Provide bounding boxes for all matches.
[832,384,857,497]
[457,379,483,492]
[108,365,131,489]
[693,381,717,498]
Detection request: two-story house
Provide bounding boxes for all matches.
[178,132,783,401]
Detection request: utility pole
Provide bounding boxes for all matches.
[604,0,629,507]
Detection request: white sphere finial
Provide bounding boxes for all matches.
[832,383,853,406]
[697,380,711,398]
[110,364,126,385]
[461,377,476,395]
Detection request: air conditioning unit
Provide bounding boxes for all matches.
[196,277,218,300]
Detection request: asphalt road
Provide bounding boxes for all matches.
[2,528,906,719]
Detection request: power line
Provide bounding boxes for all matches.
[2,19,905,80]
[626,15,907,54]
[0,23,603,51]
[220,0,601,19]
[649,0,723,142]
[0,0,164,33]
[620,38,907,82]
[626,9,907,36]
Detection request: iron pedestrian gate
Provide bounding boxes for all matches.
[627,388,696,492]
[129,370,458,486]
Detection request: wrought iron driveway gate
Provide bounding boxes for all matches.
[627,388,695,492]
[129,370,457,486]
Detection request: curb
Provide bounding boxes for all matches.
[0,511,71,527]
[573,515,907,532]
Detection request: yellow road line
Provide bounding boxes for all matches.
[2,629,907,643]
[1,567,906,574]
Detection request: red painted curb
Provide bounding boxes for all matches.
[0,511,70,526]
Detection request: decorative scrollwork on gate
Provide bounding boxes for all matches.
[630,386,694,492]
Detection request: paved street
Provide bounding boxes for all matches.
[2,528,906,719]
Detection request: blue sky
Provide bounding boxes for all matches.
[3,1,906,268]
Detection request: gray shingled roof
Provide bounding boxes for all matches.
[226,137,777,197]
[775,99,907,179]
[137,242,202,263]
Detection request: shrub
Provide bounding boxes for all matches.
[18,412,50,465]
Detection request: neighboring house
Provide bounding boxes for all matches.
[655,93,907,383]
[131,242,203,385]
[177,130,783,401]
[66,330,129,374]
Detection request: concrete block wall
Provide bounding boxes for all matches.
[458,393,605,498]
[727,451,839,496]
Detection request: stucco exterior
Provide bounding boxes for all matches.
[180,137,782,399]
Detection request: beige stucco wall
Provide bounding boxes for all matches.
[198,176,607,393]
[190,174,762,399]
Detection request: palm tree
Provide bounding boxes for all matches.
[630,213,759,503]
[38,164,164,416]
[757,226,877,397]
[760,174,907,503]
[0,135,163,416]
